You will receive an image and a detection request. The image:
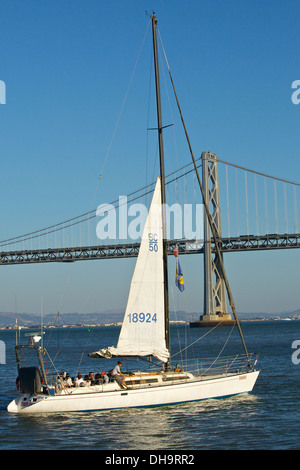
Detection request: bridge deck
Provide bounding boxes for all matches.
[0,233,299,265]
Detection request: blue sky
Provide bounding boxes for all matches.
[0,0,299,316]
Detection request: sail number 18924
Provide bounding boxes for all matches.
[128,313,157,323]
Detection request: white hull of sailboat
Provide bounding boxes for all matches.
[7,370,259,414]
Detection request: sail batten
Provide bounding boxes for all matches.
[89,178,170,363]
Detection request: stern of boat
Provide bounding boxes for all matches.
[7,393,49,413]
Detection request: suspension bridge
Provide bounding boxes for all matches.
[0,233,299,266]
[0,152,299,265]
[1,150,299,323]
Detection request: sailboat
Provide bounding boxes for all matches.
[7,14,259,414]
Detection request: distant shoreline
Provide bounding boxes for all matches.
[1,317,299,331]
[0,309,299,330]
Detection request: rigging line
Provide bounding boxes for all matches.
[158,25,251,366]
[235,168,240,237]
[98,20,151,184]
[76,329,94,375]
[170,321,222,359]
[158,37,181,183]
[226,164,230,238]
[90,21,151,231]
[44,349,59,377]
[45,311,61,350]
[183,288,190,366]
[169,256,190,365]
[217,157,300,187]
[201,323,236,374]
[51,326,74,365]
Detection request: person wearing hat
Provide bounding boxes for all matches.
[111,360,127,389]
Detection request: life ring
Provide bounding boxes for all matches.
[16,376,20,391]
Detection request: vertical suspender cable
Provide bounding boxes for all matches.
[274,180,278,233]
[254,174,259,236]
[294,186,298,233]
[235,169,240,237]
[264,177,269,234]
[193,171,197,237]
[284,183,288,233]
[245,171,249,235]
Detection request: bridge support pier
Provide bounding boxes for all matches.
[191,152,234,327]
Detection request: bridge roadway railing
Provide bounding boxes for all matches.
[0,233,299,265]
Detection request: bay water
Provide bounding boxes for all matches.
[0,321,299,450]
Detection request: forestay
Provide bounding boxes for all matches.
[89,177,170,363]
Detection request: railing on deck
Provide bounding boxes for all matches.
[181,353,259,378]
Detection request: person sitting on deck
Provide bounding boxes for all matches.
[82,375,91,387]
[94,372,101,385]
[56,374,65,391]
[75,373,84,387]
[65,374,73,387]
[88,372,95,385]
[111,361,127,389]
[101,371,109,384]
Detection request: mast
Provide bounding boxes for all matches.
[151,13,170,367]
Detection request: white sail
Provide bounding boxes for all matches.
[90,177,170,363]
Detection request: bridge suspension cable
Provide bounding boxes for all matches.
[217,157,300,187]
[0,157,202,248]
[219,158,299,238]
[0,154,299,250]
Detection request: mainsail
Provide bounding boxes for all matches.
[89,177,170,363]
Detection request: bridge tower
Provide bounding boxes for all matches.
[191,152,234,327]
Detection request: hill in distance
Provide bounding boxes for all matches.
[0,309,299,328]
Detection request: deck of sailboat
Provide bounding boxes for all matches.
[56,371,191,395]
[55,369,255,396]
